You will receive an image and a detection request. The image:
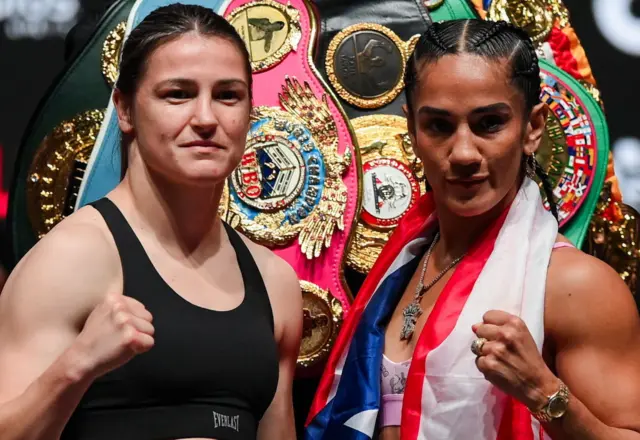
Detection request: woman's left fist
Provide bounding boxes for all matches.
[472,310,561,411]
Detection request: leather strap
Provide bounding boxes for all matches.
[312,0,434,118]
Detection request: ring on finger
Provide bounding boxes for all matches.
[471,337,488,357]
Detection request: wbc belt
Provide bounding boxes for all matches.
[222,0,361,373]
[311,0,477,282]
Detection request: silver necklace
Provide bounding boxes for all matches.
[400,233,465,341]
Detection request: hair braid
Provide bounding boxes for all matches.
[533,160,559,221]
[471,20,509,48]
[425,24,449,52]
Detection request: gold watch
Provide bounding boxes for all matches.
[531,381,570,423]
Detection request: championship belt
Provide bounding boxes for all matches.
[75,0,234,209]
[310,0,477,283]
[7,0,135,263]
[222,0,360,373]
[478,0,639,293]
[312,0,478,118]
[536,58,608,246]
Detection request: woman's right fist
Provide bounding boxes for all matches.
[73,293,155,379]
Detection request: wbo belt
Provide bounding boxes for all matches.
[222,0,361,374]
[310,0,477,281]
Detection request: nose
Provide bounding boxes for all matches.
[449,125,482,166]
[449,125,482,175]
[191,96,219,136]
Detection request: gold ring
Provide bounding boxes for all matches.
[471,337,487,357]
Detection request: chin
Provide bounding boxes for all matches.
[439,189,503,218]
[162,165,232,188]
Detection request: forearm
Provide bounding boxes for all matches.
[257,404,296,440]
[0,346,95,440]
[544,394,640,440]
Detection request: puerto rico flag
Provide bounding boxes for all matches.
[305,178,557,440]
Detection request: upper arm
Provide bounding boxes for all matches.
[546,251,640,431]
[247,242,302,439]
[0,215,119,404]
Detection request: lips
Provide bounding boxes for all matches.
[179,140,225,149]
[447,176,488,184]
[446,176,488,189]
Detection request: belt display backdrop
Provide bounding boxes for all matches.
[8,0,639,395]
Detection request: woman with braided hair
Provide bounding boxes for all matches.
[305,19,640,440]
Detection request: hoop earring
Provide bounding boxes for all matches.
[524,153,537,180]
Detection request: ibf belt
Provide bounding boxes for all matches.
[223,0,361,374]
[346,116,427,274]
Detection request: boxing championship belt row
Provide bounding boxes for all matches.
[10,0,635,375]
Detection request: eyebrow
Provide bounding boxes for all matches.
[417,102,512,116]
[156,78,248,88]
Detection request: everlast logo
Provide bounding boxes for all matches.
[212,410,240,432]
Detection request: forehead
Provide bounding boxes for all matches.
[142,31,248,84]
[414,53,522,112]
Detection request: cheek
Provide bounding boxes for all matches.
[487,141,523,185]
[137,103,188,142]
[414,133,445,173]
[222,109,250,143]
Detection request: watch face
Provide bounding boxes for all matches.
[548,395,569,418]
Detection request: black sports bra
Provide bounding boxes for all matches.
[61,198,279,440]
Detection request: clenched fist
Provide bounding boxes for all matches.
[73,293,155,380]
[472,310,561,411]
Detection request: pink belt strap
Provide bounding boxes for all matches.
[222,0,360,373]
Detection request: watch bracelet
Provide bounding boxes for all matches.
[531,381,570,422]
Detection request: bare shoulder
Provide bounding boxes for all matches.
[0,207,121,403]
[0,205,121,331]
[545,241,640,344]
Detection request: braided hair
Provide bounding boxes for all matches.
[404,19,557,220]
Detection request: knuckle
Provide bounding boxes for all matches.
[483,355,499,371]
[122,327,137,346]
[509,316,523,328]
[500,328,516,343]
[103,293,119,310]
[492,343,508,358]
[111,298,125,313]
[114,311,130,327]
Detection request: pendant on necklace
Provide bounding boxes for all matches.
[400,300,423,341]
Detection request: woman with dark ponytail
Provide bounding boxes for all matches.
[306,19,640,440]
